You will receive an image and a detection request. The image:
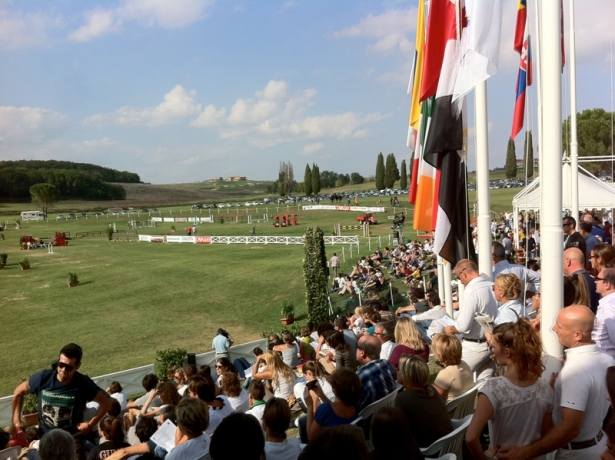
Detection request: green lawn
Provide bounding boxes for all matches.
[0,183,522,395]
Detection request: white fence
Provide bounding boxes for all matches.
[137,234,360,249]
[0,339,267,426]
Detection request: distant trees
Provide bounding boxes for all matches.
[563,108,614,174]
[30,183,60,217]
[506,139,517,179]
[400,160,408,189]
[278,161,294,196]
[311,163,321,194]
[384,153,400,188]
[524,131,534,178]
[375,153,385,189]
[304,164,313,195]
[350,172,364,185]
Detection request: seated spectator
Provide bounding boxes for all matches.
[407,290,448,343]
[126,374,161,410]
[219,372,249,413]
[373,321,397,361]
[188,375,233,436]
[252,352,296,400]
[245,380,267,424]
[39,429,75,460]
[294,360,335,409]
[214,357,236,386]
[370,407,425,460]
[262,398,301,460]
[493,273,524,324]
[303,368,362,443]
[184,364,197,380]
[172,368,188,396]
[105,417,158,460]
[269,333,282,351]
[87,416,129,460]
[139,381,181,420]
[210,414,265,460]
[394,355,453,448]
[355,334,397,411]
[321,330,357,372]
[0,430,8,450]
[299,326,316,363]
[333,317,357,355]
[431,334,474,402]
[273,331,301,368]
[298,425,369,460]
[166,398,210,460]
[388,317,429,370]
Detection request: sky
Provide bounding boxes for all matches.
[0,0,614,184]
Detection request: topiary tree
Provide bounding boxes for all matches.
[303,227,329,324]
[505,139,517,179]
[304,163,313,196]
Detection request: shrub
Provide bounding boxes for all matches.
[155,348,187,381]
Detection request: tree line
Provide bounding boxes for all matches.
[269,162,366,196]
[375,152,407,190]
[0,160,138,200]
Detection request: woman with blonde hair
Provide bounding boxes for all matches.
[493,273,524,324]
[252,351,296,400]
[466,318,553,460]
[564,273,591,309]
[394,355,452,448]
[388,317,429,370]
[431,334,474,402]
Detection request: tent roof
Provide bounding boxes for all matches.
[512,162,615,211]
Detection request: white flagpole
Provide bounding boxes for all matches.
[568,0,579,223]
[534,0,544,180]
[540,0,564,377]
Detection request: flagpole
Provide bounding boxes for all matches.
[568,0,579,223]
[475,82,493,278]
[443,261,453,317]
[534,0,544,182]
[540,0,564,377]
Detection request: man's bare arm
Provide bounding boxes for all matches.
[12,380,31,431]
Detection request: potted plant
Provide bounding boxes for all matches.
[0,253,6,268]
[170,225,176,233]
[105,226,114,241]
[280,299,295,325]
[19,258,30,270]
[67,272,79,287]
[22,393,38,427]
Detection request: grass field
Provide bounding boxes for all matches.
[0,180,522,395]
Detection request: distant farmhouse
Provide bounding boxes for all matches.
[207,176,246,182]
[516,158,539,169]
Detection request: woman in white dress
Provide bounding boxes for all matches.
[465,318,553,460]
[493,273,524,324]
[252,352,296,400]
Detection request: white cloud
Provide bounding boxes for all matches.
[0,106,69,143]
[332,8,416,54]
[302,143,323,155]
[190,80,388,145]
[69,0,211,41]
[0,7,64,49]
[84,85,202,127]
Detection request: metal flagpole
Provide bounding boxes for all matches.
[568,0,579,223]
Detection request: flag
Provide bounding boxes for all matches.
[452,0,503,110]
[407,0,427,204]
[422,0,476,265]
[510,22,532,139]
[514,0,527,54]
[412,98,438,231]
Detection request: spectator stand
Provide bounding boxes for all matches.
[0,338,268,426]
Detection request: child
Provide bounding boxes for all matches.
[299,326,316,364]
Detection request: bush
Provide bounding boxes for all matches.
[155,348,187,381]
[22,393,38,415]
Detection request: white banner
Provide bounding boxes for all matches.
[163,218,175,223]
[188,216,214,223]
[151,217,163,222]
[302,205,385,212]
[138,235,152,242]
[166,235,196,244]
[151,235,165,242]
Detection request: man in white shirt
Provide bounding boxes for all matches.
[492,242,541,295]
[593,268,615,359]
[498,305,615,459]
[374,322,396,360]
[444,259,498,380]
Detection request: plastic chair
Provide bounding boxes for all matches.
[426,454,456,460]
[445,378,485,419]
[420,415,473,459]
[0,447,22,460]
[358,388,399,421]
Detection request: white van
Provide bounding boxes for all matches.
[20,211,45,221]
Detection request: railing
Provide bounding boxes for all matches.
[138,234,360,249]
[0,338,267,426]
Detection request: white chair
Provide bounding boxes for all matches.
[358,388,399,421]
[420,415,473,459]
[426,454,456,460]
[0,447,22,460]
[445,378,486,419]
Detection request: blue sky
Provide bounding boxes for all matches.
[1,0,613,184]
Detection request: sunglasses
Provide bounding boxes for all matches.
[215,365,225,369]
[595,277,607,282]
[58,362,75,372]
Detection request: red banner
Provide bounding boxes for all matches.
[195,236,212,244]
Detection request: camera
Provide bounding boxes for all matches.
[218,328,230,339]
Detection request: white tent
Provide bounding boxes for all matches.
[512,162,615,245]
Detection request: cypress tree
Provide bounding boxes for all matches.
[375,153,385,189]
[304,163,313,195]
[400,160,408,189]
[524,131,534,178]
[312,163,321,194]
[505,139,517,179]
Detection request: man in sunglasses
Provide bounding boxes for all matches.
[593,268,615,359]
[12,343,112,460]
